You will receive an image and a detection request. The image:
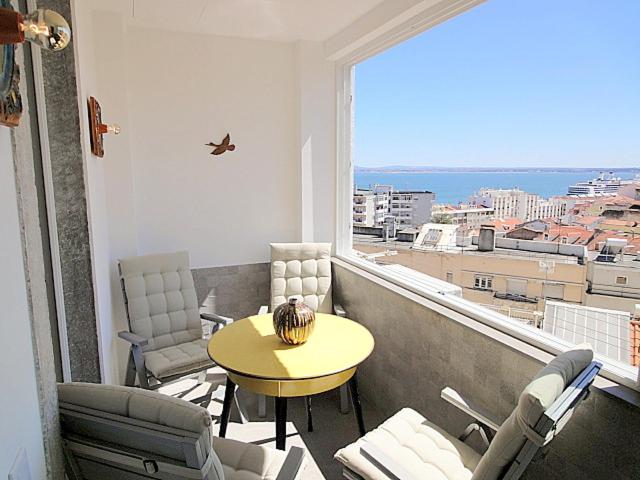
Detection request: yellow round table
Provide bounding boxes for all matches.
[208,313,374,450]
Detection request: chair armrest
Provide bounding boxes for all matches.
[258,305,269,315]
[275,446,305,480]
[360,443,416,480]
[333,303,347,317]
[118,331,148,347]
[200,312,232,325]
[441,387,501,431]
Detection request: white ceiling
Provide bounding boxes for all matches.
[118,0,386,42]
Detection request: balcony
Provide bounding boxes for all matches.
[3,1,640,479]
[133,258,640,479]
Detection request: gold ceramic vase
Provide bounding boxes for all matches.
[272,297,315,345]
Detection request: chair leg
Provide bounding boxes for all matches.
[339,383,350,413]
[257,394,267,418]
[124,350,137,387]
[131,344,149,389]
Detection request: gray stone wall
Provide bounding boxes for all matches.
[333,262,640,480]
[192,263,271,320]
[37,0,100,383]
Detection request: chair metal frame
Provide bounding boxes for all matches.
[117,261,231,391]
[341,360,602,480]
[60,401,305,480]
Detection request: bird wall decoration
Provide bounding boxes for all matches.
[206,133,235,155]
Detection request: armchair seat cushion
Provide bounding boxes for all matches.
[144,338,213,379]
[213,437,296,480]
[335,408,480,480]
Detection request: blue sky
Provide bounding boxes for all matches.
[354,0,640,168]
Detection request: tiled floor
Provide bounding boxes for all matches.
[159,367,387,479]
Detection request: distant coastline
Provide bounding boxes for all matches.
[355,166,640,174]
[354,168,640,205]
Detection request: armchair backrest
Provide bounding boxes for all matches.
[58,382,224,479]
[471,344,600,480]
[270,243,333,313]
[119,251,201,352]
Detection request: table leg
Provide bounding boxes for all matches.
[348,374,366,436]
[305,396,313,432]
[219,376,236,438]
[275,396,287,450]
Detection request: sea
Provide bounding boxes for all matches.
[354,170,640,205]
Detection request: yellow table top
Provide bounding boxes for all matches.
[207,313,374,381]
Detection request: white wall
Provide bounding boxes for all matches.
[126,28,301,268]
[73,4,138,384]
[0,128,46,479]
[296,41,337,243]
[71,7,341,384]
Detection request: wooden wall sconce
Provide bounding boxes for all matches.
[88,96,120,157]
[0,4,71,127]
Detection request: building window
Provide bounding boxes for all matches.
[542,282,565,300]
[474,275,493,290]
[616,276,628,285]
[506,278,528,297]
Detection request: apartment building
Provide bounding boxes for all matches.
[389,190,435,226]
[470,188,567,221]
[353,186,434,227]
[586,241,640,313]
[353,190,375,226]
[357,225,588,313]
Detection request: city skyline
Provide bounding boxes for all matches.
[354,0,640,169]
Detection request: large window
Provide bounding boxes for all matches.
[337,0,640,389]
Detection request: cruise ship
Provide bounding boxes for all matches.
[567,172,633,196]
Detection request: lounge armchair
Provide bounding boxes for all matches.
[117,251,231,390]
[256,242,350,423]
[58,382,305,480]
[335,344,601,480]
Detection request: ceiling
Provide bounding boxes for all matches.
[111,0,386,42]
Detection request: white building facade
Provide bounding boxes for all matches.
[353,185,435,227]
[390,191,435,226]
[470,188,567,222]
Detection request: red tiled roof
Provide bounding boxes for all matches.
[574,216,602,226]
[587,232,640,251]
[490,217,521,231]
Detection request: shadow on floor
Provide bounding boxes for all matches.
[158,367,387,479]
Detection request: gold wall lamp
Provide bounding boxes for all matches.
[0,5,71,127]
[0,7,71,51]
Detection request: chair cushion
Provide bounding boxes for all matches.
[144,338,214,379]
[472,344,593,480]
[270,243,333,313]
[58,382,212,434]
[213,436,294,480]
[58,382,224,478]
[335,408,480,480]
[119,251,202,352]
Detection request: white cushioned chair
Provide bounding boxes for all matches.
[59,382,305,480]
[335,345,601,480]
[118,251,231,389]
[256,243,350,423]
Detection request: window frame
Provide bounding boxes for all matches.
[474,274,493,291]
[616,276,628,286]
[333,0,640,391]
